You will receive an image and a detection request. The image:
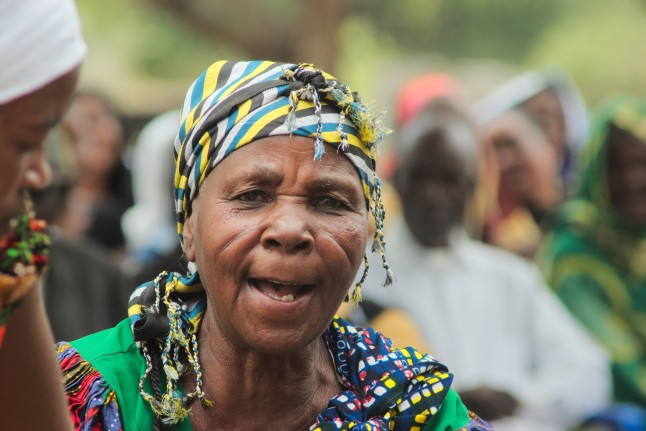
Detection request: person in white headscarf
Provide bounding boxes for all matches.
[471,69,589,257]
[0,0,85,429]
[122,111,181,266]
[472,69,589,196]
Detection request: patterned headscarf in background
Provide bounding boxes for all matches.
[127,60,392,423]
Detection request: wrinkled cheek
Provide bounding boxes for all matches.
[321,219,368,281]
[195,221,260,282]
[198,251,247,314]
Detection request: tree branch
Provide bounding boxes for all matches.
[144,0,291,60]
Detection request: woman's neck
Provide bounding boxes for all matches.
[187,315,341,431]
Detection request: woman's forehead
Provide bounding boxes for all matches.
[208,135,362,187]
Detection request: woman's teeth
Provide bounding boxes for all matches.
[266,292,295,302]
[251,278,308,302]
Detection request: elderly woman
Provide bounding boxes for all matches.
[57,61,490,430]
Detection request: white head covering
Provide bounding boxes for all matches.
[470,69,589,194]
[470,69,589,153]
[122,111,180,259]
[0,0,86,104]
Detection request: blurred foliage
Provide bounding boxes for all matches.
[352,0,561,61]
[131,0,346,71]
[527,0,646,107]
[76,0,646,113]
[77,0,236,80]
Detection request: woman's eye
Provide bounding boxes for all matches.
[13,140,41,154]
[316,196,347,210]
[236,190,268,203]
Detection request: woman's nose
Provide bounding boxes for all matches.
[23,151,53,190]
[261,207,314,253]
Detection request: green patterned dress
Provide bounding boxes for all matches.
[539,96,646,406]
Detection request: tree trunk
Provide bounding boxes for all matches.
[143,0,346,73]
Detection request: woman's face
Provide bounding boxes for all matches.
[396,120,478,248]
[606,125,646,226]
[0,69,78,236]
[521,88,566,156]
[63,95,123,178]
[485,110,563,211]
[183,135,369,354]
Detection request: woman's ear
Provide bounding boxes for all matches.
[182,215,196,262]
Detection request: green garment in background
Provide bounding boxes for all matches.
[71,319,473,431]
[538,95,646,406]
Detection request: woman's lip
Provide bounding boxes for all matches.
[265,279,307,286]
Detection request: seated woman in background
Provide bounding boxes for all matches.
[57,60,491,430]
[472,70,589,257]
[539,95,646,408]
[58,91,133,255]
[472,69,589,197]
[479,108,563,257]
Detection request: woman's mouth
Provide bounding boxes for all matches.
[249,278,313,303]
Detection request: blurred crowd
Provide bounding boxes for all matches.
[41,68,646,430]
[29,94,181,341]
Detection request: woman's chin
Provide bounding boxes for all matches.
[243,327,322,355]
[247,324,320,354]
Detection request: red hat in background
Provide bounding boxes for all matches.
[396,73,465,126]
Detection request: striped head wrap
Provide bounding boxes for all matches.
[127,60,392,424]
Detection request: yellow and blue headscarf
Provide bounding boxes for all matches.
[127,60,393,424]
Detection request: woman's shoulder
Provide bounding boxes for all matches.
[57,341,124,431]
[57,318,150,431]
[323,316,492,431]
[69,317,139,363]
